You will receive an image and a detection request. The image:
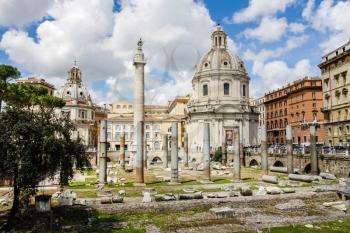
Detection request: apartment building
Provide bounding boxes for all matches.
[264,77,325,145]
[319,39,350,146]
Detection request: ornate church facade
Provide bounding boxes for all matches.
[56,64,97,146]
[187,26,259,161]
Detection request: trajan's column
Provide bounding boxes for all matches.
[133,39,146,184]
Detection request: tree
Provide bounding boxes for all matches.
[0,70,90,231]
[0,64,21,111]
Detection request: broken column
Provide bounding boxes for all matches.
[203,122,211,181]
[171,122,179,183]
[233,127,241,179]
[135,121,144,184]
[184,132,189,167]
[144,138,147,169]
[133,38,146,183]
[310,125,318,175]
[221,143,227,165]
[286,125,293,174]
[261,125,269,175]
[162,134,169,168]
[120,132,125,169]
[99,120,107,185]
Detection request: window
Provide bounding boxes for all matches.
[224,83,230,95]
[203,84,208,96]
[242,84,246,97]
[154,142,160,151]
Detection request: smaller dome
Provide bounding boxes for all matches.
[56,65,93,106]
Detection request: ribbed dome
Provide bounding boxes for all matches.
[195,26,246,74]
[56,65,93,106]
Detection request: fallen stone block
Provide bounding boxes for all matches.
[112,196,124,203]
[339,178,347,187]
[275,199,305,210]
[262,175,279,184]
[221,185,235,191]
[281,188,296,194]
[288,174,314,183]
[266,187,282,195]
[57,196,74,206]
[270,166,300,174]
[142,192,152,203]
[323,201,343,207]
[210,207,235,218]
[178,192,203,200]
[162,177,171,182]
[240,187,253,196]
[183,187,197,193]
[228,191,239,197]
[207,193,217,198]
[319,172,337,180]
[52,191,61,199]
[154,193,176,202]
[100,197,112,204]
[256,186,267,196]
[118,190,126,196]
[332,203,348,212]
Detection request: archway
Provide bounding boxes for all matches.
[151,156,162,163]
[304,163,311,174]
[249,159,259,167]
[273,160,284,167]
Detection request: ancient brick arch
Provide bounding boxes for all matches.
[273,160,284,167]
[249,159,259,167]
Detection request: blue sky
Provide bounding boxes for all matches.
[0,0,349,104]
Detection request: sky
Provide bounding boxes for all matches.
[0,0,349,106]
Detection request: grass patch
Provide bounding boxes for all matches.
[213,179,232,184]
[69,181,96,189]
[107,182,134,188]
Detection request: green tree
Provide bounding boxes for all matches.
[0,70,90,231]
[0,64,21,111]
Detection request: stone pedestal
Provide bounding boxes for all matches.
[203,123,211,181]
[171,122,179,183]
[310,125,318,175]
[260,125,268,175]
[286,125,293,174]
[233,127,241,179]
[99,120,107,185]
[135,121,144,184]
[120,132,125,169]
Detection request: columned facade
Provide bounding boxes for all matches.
[187,26,259,162]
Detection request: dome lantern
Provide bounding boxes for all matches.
[211,25,227,49]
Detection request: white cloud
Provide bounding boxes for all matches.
[1,0,218,105]
[288,22,306,33]
[303,0,350,53]
[302,0,315,20]
[251,59,314,97]
[242,17,288,42]
[243,36,312,97]
[0,0,53,27]
[229,0,295,23]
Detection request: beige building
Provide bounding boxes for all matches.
[16,77,55,96]
[251,97,265,144]
[319,39,350,146]
[106,96,189,164]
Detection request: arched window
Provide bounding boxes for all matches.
[224,83,230,95]
[154,142,160,151]
[203,84,208,96]
[242,84,246,97]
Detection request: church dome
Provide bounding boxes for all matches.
[195,26,246,74]
[56,65,93,106]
